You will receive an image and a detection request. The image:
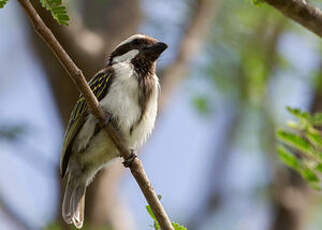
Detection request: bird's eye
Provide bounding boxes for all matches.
[133,39,142,46]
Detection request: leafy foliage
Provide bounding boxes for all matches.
[192,95,211,115]
[0,124,27,141]
[146,204,161,229]
[146,198,187,230]
[252,0,264,5]
[40,0,70,25]
[0,0,8,8]
[0,0,69,25]
[277,107,322,190]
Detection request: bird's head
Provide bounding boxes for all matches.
[108,34,167,74]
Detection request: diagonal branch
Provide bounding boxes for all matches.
[16,0,174,229]
[263,0,322,38]
[0,196,32,230]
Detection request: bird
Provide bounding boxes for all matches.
[60,34,168,229]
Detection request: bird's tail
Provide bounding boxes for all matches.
[62,173,86,229]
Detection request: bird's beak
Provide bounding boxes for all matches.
[143,42,168,61]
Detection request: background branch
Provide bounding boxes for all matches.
[263,0,322,38]
[16,0,174,229]
[0,197,32,230]
[159,0,217,110]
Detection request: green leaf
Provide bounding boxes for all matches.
[252,0,264,6]
[0,0,9,8]
[277,108,322,190]
[51,6,67,14]
[301,167,319,183]
[146,196,187,230]
[286,107,309,120]
[306,129,322,147]
[192,96,210,115]
[39,0,69,25]
[286,107,300,116]
[146,205,157,223]
[56,14,69,20]
[277,145,301,171]
[49,0,62,4]
[315,163,322,173]
[277,130,315,157]
[309,182,321,191]
[312,113,322,126]
[146,204,187,230]
[278,146,320,188]
[146,205,160,230]
[172,222,187,230]
[287,120,301,130]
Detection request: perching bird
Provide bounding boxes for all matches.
[60,34,167,228]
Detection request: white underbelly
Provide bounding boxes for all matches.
[74,61,158,150]
[69,62,158,183]
[100,68,141,146]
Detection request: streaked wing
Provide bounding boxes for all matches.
[60,68,114,177]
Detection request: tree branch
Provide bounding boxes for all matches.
[16,0,174,229]
[0,196,32,230]
[263,0,322,38]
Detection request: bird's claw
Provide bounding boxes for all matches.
[123,150,137,168]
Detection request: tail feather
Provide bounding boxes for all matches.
[62,174,73,224]
[62,173,86,229]
[72,185,86,229]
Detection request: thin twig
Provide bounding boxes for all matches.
[263,0,322,38]
[16,0,174,229]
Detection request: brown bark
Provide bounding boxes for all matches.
[310,62,322,113]
[0,197,31,230]
[86,163,127,229]
[270,172,309,230]
[263,0,322,38]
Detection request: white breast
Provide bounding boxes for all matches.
[73,61,158,153]
[101,62,141,133]
[101,62,159,149]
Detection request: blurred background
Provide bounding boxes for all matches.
[1,0,322,229]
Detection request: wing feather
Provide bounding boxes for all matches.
[60,68,114,177]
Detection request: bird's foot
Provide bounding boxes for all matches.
[123,150,137,168]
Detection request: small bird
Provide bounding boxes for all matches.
[60,34,167,228]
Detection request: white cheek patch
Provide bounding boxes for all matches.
[112,49,139,64]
